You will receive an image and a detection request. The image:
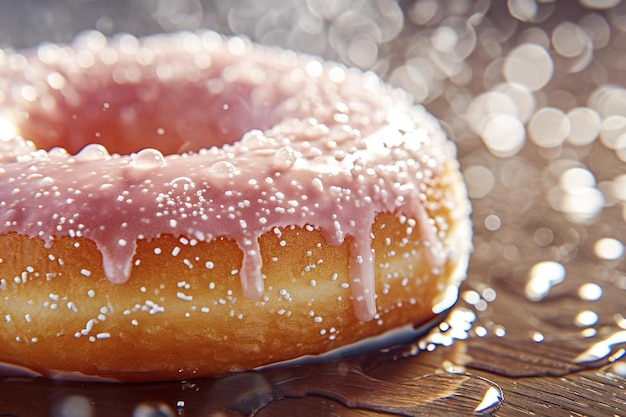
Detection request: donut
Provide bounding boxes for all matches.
[0,31,471,381]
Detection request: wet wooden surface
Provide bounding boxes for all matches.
[0,0,625,416]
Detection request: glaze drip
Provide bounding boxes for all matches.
[0,32,457,321]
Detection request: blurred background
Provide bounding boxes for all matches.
[0,1,625,416]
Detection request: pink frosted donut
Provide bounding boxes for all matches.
[0,31,471,381]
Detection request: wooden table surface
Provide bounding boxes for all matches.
[0,1,624,416]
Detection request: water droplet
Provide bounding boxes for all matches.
[271,146,299,170]
[484,214,502,231]
[348,38,378,68]
[208,160,240,178]
[240,129,270,149]
[600,115,626,150]
[504,43,554,91]
[75,144,110,161]
[0,117,18,141]
[580,12,611,49]
[82,30,108,51]
[575,310,599,327]
[508,0,537,22]
[534,227,554,246]
[36,176,54,187]
[567,107,601,146]
[474,386,504,414]
[575,330,626,363]
[131,148,167,169]
[328,65,346,83]
[227,37,247,55]
[466,91,518,134]
[557,168,604,221]
[525,261,566,301]
[560,167,596,190]
[305,59,323,78]
[481,114,526,157]
[493,82,536,123]
[20,85,38,102]
[578,283,603,301]
[462,290,481,306]
[593,237,624,260]
[528,107,570,148]
[531,331,545,342]
[552,22,591,59]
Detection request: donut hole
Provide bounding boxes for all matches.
[12,70,278,156]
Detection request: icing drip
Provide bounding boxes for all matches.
[240,235,264,300]
[349,230,376,321]
[0,32,456,322]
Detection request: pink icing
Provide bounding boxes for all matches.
[0,31,458,322]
